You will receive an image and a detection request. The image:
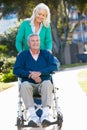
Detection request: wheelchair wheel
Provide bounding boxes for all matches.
[16,116,24,129]
[57,112,63,129]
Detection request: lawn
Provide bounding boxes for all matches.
[78,70,87,94]
[61,63,87,94]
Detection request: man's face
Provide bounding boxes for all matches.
[29,35,40,50]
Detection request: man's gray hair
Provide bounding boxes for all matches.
[27,33,40,43]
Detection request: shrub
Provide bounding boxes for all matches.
[0,26,18,56]
[0,56,17,82]
[0,45,8,52]
[0,22,20,82]
[0,70,17,82]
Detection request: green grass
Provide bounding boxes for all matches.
[61,63,87,94]
[78,70,87,94]
[61,62,87,69]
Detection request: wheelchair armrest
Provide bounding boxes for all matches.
[41,71,55,76]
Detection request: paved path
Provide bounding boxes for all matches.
[53,65,87,130]
[0,65,87,130]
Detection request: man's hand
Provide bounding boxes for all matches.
[34,76,41,83]
[30,71,41,78]
[29,71,41,83]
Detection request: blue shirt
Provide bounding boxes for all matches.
[13,50,59,84]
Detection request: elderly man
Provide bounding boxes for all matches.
[13,34,59,127]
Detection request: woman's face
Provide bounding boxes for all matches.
[35,9,47,23]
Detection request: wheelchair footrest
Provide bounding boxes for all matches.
[16,119,62,128]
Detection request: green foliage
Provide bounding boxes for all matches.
[0,22,21,83]
[0,45,8,52]
[0,56,15,71]
[2,5,16,16]
[0,69,17,82]
[0,26,18,56]
[0,54,17,82]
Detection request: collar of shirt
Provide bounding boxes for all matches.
[30,49,40,61]
[30,20,43,35]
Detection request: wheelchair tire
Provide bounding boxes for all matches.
[57,113,63,129]
[16,116,24,128]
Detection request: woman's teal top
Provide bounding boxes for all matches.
[16,20,52,52]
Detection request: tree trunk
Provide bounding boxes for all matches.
[51,10,61,58]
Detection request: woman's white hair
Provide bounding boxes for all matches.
[29,3,51,27]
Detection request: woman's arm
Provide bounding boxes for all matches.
[15,21,25,52]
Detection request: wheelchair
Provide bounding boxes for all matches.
[16,73,63,130]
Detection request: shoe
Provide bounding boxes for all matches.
[28,120,39,127]
[41,114,50,122]
[27,114,39,127]
[41,107,51,127]
[41,119,50,127]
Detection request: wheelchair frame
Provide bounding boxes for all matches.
[16,74,63,129]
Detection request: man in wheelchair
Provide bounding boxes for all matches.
[13,33,59,127]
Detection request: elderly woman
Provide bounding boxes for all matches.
[16,3,52,52]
